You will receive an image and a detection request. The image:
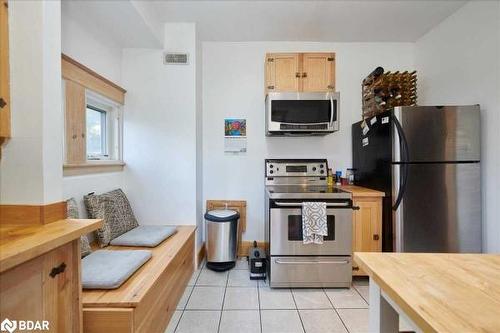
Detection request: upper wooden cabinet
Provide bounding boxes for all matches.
[265,52,335,93]
[0,0,10,144]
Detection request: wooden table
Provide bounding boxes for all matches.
[354,252,500,333]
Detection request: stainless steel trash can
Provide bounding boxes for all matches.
[205,209,240,271]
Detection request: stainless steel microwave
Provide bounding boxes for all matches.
[266,92,339,136]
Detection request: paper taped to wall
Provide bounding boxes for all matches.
[225,137,247,153]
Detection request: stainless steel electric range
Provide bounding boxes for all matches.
[264,159,355,288]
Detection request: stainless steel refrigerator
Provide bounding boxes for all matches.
[352,105,481,253]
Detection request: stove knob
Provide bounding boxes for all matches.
[320,170,325,174]
[320,164,324,168]
[269,164,274,169]
[312,167,317,171]
[270,170,274,174]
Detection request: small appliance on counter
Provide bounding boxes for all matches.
[248,241,266,280]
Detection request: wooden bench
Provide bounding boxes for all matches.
[82,225,196,333]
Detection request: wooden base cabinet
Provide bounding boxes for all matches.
[352,197,382,276]
[0,241,81,332]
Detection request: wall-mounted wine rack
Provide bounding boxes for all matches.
[362,67,417,119]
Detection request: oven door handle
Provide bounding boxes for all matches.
[275,258,350,265]
[274,201,350,207]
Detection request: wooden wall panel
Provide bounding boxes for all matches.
[0,0,10,141]
[65,80,86,164]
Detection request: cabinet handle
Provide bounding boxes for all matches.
[81,133,85,139]
[295,72,301,78]
[49,262,66,278]
[72,134,77,139]
[301,72,307,78]
[352,266,360,271]
[0,97,6,109]
[327,85,334,90]
[267,85,275,90]
[373,234,380,241]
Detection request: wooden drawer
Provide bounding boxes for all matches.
[0,240,81,332]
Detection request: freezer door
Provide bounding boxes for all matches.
[393,106,480,162]
[393,163,481,253]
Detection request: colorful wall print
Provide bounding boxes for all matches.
[224,118,247,153]
[225,118,247,137]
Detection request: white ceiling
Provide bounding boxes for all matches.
[137,0,467,42]
[62,0,162,48]
[62,0,467,46]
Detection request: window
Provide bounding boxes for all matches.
[62,54,126,173]
[86,105,107,159]
[84,91,122,161]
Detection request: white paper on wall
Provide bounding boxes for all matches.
[224,137,247,153]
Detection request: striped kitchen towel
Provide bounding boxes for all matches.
[302,202,328,244]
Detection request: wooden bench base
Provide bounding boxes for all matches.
[83,226,196,333]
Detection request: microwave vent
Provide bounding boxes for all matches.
[163,53,189,65]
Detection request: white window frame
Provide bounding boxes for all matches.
[85,90,123,162]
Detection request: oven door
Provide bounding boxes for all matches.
[269,201,352,256]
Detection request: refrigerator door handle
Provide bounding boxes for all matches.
[392,114,410,210]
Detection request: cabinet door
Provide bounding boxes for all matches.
[301,53,335,92]
[0,0,10,141]
[352,197,382,275]
[0,241,81,332]
[265,53,300,93]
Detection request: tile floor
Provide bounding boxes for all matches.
[166,258,411,333]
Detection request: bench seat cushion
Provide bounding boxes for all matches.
[110,225,177,247]
[82,250,152,289]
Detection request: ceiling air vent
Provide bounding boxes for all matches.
[163,53,189,65]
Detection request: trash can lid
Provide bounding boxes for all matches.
[205,209,240,222]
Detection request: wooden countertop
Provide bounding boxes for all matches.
[0,219,103,273]
[335,185,385,197]
[354,252,500,333]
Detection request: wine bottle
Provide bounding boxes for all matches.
[363,67,384,86]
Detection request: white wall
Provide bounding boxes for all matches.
[415,1,500,253]
[121,24,199,227]
[61,8,125,213]
[1,0,63,205]
[202,42,414,241]
[61,9,122,84]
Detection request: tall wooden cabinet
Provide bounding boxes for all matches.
[0,0,10,144]
[265,52,335,93]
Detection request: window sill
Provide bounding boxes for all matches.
[63,161,125,176]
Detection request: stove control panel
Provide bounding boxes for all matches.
[265,159,328,178]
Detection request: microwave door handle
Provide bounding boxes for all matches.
[330,96,337,124]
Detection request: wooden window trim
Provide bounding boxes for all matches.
[63,161,125,176]
[62,54,125,172]
[61,53,126,105]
